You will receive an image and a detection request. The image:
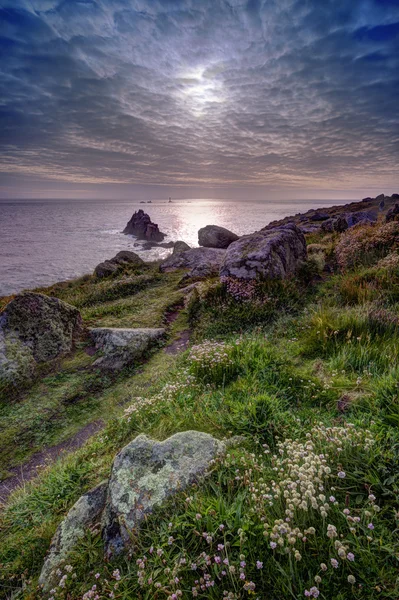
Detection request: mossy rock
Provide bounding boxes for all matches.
[0,292,83,392]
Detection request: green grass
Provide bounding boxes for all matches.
[1,225,399,599]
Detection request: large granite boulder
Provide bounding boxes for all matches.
[321,210,377,233]
[39,482,107,592]
[102,431,226,556]
[160,247,225,279]
[123,209,165,242]
[0,293,82,391]
[198,225,239,249]
[89,327,165,370]
[94,251,144,278]
[220,223,307,281]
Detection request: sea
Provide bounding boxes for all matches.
[0,198,349,297]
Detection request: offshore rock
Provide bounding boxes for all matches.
[39,482,107,592]
[89,327,165,370]
[123,209,165,242]
[160,247,225,279]
[0,292,82,391]
[220,223,307,281]
[198,225,239,249]
[102,431,225,556]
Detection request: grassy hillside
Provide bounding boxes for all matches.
[0,220,399,600]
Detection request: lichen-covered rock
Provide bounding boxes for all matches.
[173,240,191,255]
[39,482,107,592]
[89,327,165,370]
[220,223,307,281]
[198,225,239,249]
[0,292,82,391]
[160,247,225,279]
[102,431,225,556]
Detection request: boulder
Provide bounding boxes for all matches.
[102,431,226,556]
[123,209,165,242]
[94,252,144,278]
[309,212,329,222]
[321,210,377,233]
[0,293,82,391]
[39,482,107,592]
[111,251,144,266]
[173,240,191,255]
[89,327,165,370]
[198,225,239,249]
[220,223,307,281]
[94,260,120,278]
[160,247,225,279]
[386,203,399,223]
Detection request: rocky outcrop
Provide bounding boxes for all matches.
[123,210,165,242]
[198,225,239,249]
[89,327,165,370]
[220,223,307,281]
[39,482,107,591]
[321,210,377,233]
[39,431,226,588]
[0,292,82,391]
[160,247,225,279]
[385,203,399,222]
[173,240,191,255]
[103,431,226,556]
[94,251,144,278]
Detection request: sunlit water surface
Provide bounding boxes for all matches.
[0,198,348,296]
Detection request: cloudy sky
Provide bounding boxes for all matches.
[0,0,398,200]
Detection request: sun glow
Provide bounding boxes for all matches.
[177,66,225,116]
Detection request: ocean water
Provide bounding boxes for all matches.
[0,198,348,297]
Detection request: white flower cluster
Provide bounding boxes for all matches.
[188,340,234,369]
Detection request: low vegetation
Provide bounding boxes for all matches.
[1,218,399,599]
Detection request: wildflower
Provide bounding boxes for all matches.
[94,573,100,579]
[368,494,376,502]
[368,523,374,530]
[331,559,339,568]
[347,552,355,562]
[348,575,356,584]
[270,542,277,549]
[195,513,202,520]
[320,563,327,571]
[256,561,263,569]
[329,496,336,502]
[314,576,321,584]
[219,524,225,530]
[338,471,346,479]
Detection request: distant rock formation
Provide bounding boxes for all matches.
[220,223,307,281]
[198,225,239,249]
[123,209,165,242]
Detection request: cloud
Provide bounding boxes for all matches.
[0,0,398,196]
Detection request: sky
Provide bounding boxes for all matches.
[0,0,398,201]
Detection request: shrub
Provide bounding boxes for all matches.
[336,222,399,271]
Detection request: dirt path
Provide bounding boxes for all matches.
[0,309,192,505]
[0,420,104,504]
